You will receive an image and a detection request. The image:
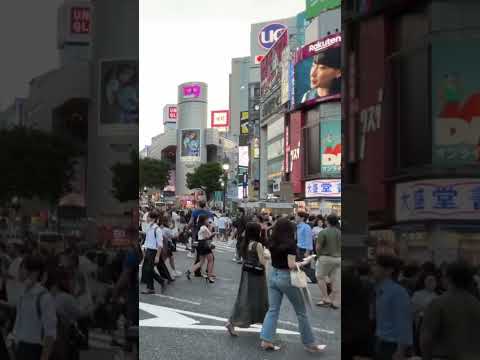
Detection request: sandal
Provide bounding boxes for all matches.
[225,322,238,337]
[304,344,326,353]
[316,301,332,307]
[260,341,281,351]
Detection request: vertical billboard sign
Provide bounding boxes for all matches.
[211,110,230,132]
[168,106,177,120]
[294,33,342,109]
[239,111,249,146]
[260,29,288,100]
[281,44,291,105]
[320,117,342,177]
[290,112,303,193]
[238,146,249,167]
[432,38,480,165]
[306,0,342,20]
[98,59,139,136]
[70,7,91,34]
[180,129,201,162]
[284,123,290,173]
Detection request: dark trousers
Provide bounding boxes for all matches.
[297,247,317,283]
[374,339,397,360]
[0,333,9,360]
[16,342,42,360]
[144,249,164,290]
[156,256,173,282]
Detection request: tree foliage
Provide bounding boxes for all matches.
[139,157,170,190]
[111,151,139,203]
[0,126,78,205]
[186,162,223,198]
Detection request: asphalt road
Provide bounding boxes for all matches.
[139,240,340,360]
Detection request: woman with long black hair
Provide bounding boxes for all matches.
[259,218,325,353]
[225,222,268,336]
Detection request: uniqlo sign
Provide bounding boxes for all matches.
[70,7,91,35]
[168,107,177,120]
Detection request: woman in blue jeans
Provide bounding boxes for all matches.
[260,217,325,353]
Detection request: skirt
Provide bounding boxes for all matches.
[229,269,268,327]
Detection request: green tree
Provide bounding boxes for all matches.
[0,126,78,205]
[111,151,139,203]
[186,162,223,199]
[139,157,170,190]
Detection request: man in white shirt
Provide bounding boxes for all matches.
[141,211,165,294]
[13,255,57,360]
[216,214,228,242]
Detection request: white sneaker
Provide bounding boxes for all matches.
[187,253,194,258]
[174,270,183,276]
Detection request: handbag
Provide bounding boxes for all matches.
[290,263,308,288]
[242,261,264,275]
[206,239,215,250]
[242,242,264,275]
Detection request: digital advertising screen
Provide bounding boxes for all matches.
[293,33,342,109]
[99,59,139,125]
[180,129,201,162]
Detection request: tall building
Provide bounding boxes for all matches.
[343,0,480,263]
[248,15,306,201]
[175,82,208,197]
[87,0,138,238]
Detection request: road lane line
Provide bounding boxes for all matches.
[152,294,201,305]
[277,320,335,335]
[139,302,299,335]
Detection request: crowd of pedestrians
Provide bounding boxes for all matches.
[342,255,480,360]
[0,233,140,360]
[139,200,341,354]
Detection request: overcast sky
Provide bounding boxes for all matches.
[0,0,63,109]
[0,0,305,148]
[140,0,305,147]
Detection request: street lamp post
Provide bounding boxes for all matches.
[222,162,230,213]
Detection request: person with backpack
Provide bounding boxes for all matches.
[12,255,57,360]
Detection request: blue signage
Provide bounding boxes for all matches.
[258,23,287,50]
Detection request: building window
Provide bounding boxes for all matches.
[394,10,431,168]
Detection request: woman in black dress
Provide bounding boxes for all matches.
[185,215,216,283]
[225,222,268,336]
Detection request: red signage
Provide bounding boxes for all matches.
[70,7,91,35]
[168,106,177,119]
[357,16,389,212]
[255,55,265,64]
[289,111,304,194]
[211,110,230,128]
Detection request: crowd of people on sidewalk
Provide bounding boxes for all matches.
[0,233,140,360]
[342,255,480,360]
[139,200,341,354]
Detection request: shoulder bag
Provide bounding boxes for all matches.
[290,263,308,288]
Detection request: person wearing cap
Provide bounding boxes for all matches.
[301,47,341,104]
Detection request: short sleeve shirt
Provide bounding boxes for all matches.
[270,244,297,270]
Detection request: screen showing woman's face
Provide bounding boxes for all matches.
[310,63,340,91]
